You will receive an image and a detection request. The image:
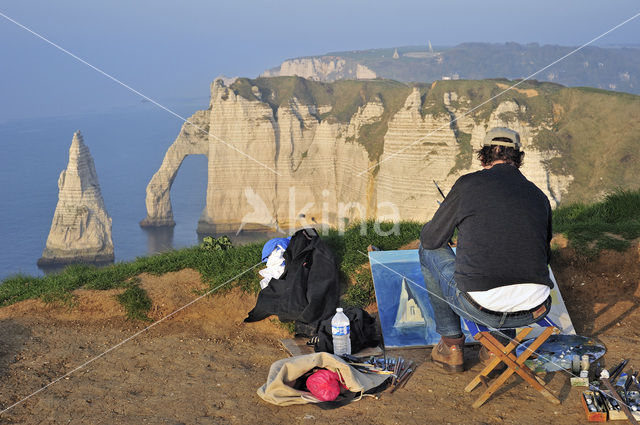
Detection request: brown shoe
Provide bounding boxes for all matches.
[479,345,496,366]
[431,336,465,373]
[479,346,507,371]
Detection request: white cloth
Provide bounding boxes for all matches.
[259,246,286,289]
[467,283,550,312]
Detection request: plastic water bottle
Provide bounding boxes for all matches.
[331,307,351,356]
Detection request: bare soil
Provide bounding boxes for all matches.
[1,243,639,425]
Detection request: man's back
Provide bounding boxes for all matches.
[421,163,553,292]
[420,126,555,373]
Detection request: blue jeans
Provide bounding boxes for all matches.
[418,244,550,338]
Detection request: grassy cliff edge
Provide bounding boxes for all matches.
[2,189,639,321]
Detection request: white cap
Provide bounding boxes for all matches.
[336,307,343,313]
[482,127,521,150]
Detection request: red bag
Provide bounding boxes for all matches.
[306,369,344,401]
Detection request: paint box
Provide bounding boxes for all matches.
[600,390,627,421]
[581,391,607,422]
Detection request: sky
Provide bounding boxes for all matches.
[1,0,639,122]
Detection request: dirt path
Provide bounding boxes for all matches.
[0,245,639,425]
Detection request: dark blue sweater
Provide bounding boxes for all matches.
[420,164,553,292]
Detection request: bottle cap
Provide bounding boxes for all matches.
[336,307,343,313]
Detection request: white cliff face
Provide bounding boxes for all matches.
[261,57,377,81]
[39,131,114,265]
[196,81,378,233]
[376,91,572,223]
[143,80,573,233]
[198,81,279,233]
[483,99,573,207]
[345,100,385,139]
[356,64,377,79]
[376,88,461,221]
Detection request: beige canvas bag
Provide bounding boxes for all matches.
[257,352,389,406]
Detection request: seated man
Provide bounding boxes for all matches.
[419,127,553,373]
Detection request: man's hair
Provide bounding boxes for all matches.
[476,145,525,168]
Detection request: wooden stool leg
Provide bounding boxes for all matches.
[513,366,560,404]
[465,329,532,393]
[472,364,517,408]
[510,326,560,405]
[465,356,502,392]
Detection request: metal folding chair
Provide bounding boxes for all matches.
[462,316,561,408]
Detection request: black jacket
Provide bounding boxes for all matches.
[245,228,340,336]
[420,164,553,292]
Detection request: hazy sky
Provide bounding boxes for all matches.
[1,0,639,121]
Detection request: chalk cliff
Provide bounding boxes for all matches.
[262,44,640,95]
[261,56,377,81]
[39,131,114,265]
[142,77,590,234]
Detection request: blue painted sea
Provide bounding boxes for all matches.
[369,249,473,347]
[0,100,219,280]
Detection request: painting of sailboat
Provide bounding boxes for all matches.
[394,278,426,328]
[369,249,451,347]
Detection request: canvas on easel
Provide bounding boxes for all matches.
[369,249,574,348]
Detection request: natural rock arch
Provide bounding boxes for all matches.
[140,110,210,227]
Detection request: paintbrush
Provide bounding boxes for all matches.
[400,368,417,389]
[610,359,629,382]
[397,357,404,381]
[389,363,410,393]
[379,323,387,371]
[397,362,415,384]
[390,371,410,394]
[392,357,400,385]
[433,180,446,199]
[391,365,416,393]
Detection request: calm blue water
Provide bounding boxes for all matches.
[0,101,215,280]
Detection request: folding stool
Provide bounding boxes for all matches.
[462,316,561,408]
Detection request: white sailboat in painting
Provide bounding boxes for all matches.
[394,278,426,328]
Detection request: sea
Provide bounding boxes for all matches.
[0,99,268,281]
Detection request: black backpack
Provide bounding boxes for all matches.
[245,228,340,337]
[311,307,380,354]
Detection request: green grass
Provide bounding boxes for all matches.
[231,76,408,125]
[116,279,153,321]
[5,187,638,320]
[231,76,334,116]
[448,130,473,175]
[553,189,640,257]
[539,88,640,204]
[323,220,423,307]
[353,81,412,161]
[0,242,264,318]
[0,222,423,318]
[423,79,559,125]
